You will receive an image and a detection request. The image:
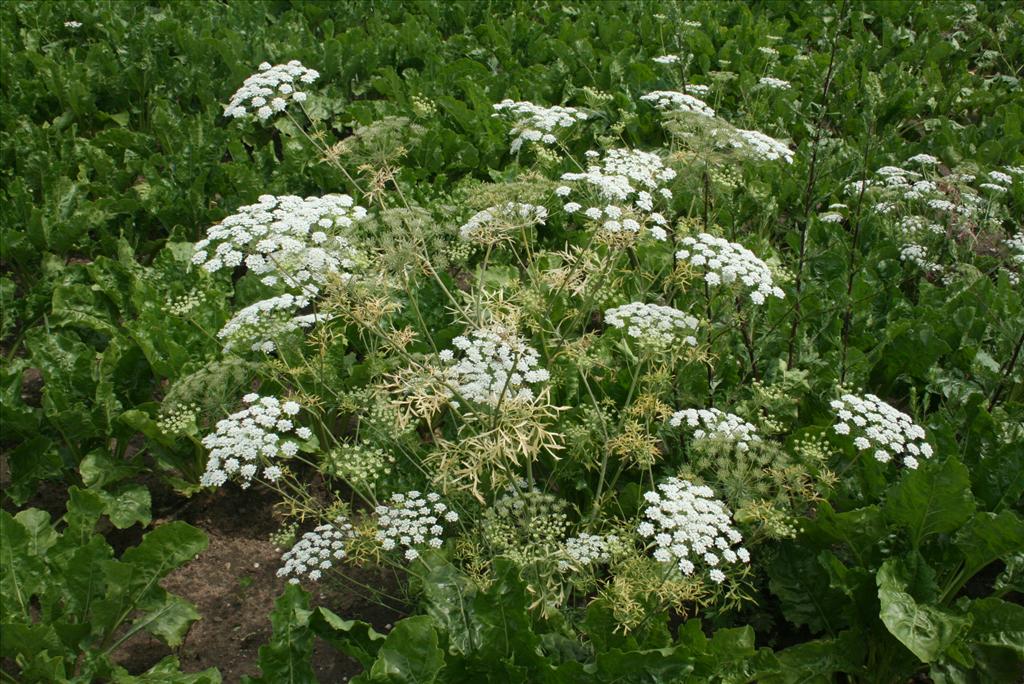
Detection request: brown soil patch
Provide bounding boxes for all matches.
[113,486,406,682]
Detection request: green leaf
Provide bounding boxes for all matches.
[61,534,114,624]
[967,597,1024,657]
[877,560,970,663]
[110,655,222,682]
[768,547,849,635]
[98,484,153,529]
[0,510,49,620]
[356,616,444,684]
[93,522,207,645]
[0,622,63,660]
[759,631,865,683]
[134,592,203,649]
[80,448,143,488]
[804,502,887,566]
[14,509,58,557]
[884,457,976,547]
[955,511,1024,581]
[310,607,386,668]
[4,436,63,506]
[243,584,317,684]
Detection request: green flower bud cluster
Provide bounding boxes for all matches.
[323,443,395,490]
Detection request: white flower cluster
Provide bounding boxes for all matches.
[558,533,620,571]
[64,20,82,29]
[899,243,942,274]
[638,478,749,582]
[492,99,588,153]
[192,194,366,294]
[669,408,760,452]
[640,91,715,118]
[224,60,319,121]
[440,328,550,407]
[730,128,794,163]
[200,395,309,488]
[830,393,933,469]
[675,233,784,304]
[907,153,940,166]
[277,518,353,584]
[1006,232,1024,266]
[217,293,325,353]
[604,302,699,349]
[375,491,459,561]
[757,76,792,90]
[459,202,548,243]
[653,54,682,64]
[559,148,676,241]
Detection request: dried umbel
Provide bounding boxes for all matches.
[604,302,699,350]
[439,328,550,408]
[224,60,318,121]
[492,99,589,153]
[375,491,459,561]
[192,194,366,294]
[669,408,760,452]
[277,517,354,584]
[200,395,309,488]
[638,478,749,583]
[675,233,784,305]
[830,393,932,469]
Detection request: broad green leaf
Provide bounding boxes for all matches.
[80,448,143,488]
[243,584,316,684]
[93,522,207,643]
[768,547,849,635]
[967,597,1024,657]
[133,591,203,648]
[357,616,444,684]
[98,484,153,529]
[955,511,1024,581]
[310,607,386,668]
[804,502,887,566]
[884,457,976,547]
[758,631,865,684]
[0,622,63,660]
[110,655,222,682]
[877,560,970,663]
[60,534,114,624]
[14,509,58,557]
[0,510,49,619]
[4,436,63,506]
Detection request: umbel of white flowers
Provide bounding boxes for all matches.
[375,491,459,561]
[831,393,932,469]
[192,194,366,294]
[604,302,699,350]
[277,517,354,584]
[675,233,785,305]
[492,99,588,153]
[439,328,550,407]
[669,408,761,452]
[638,478,749,584]
[224,60,318,121]
[200,395,310,488]
[559,148,676,241]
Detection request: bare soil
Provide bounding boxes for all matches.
[118,485,405,682]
